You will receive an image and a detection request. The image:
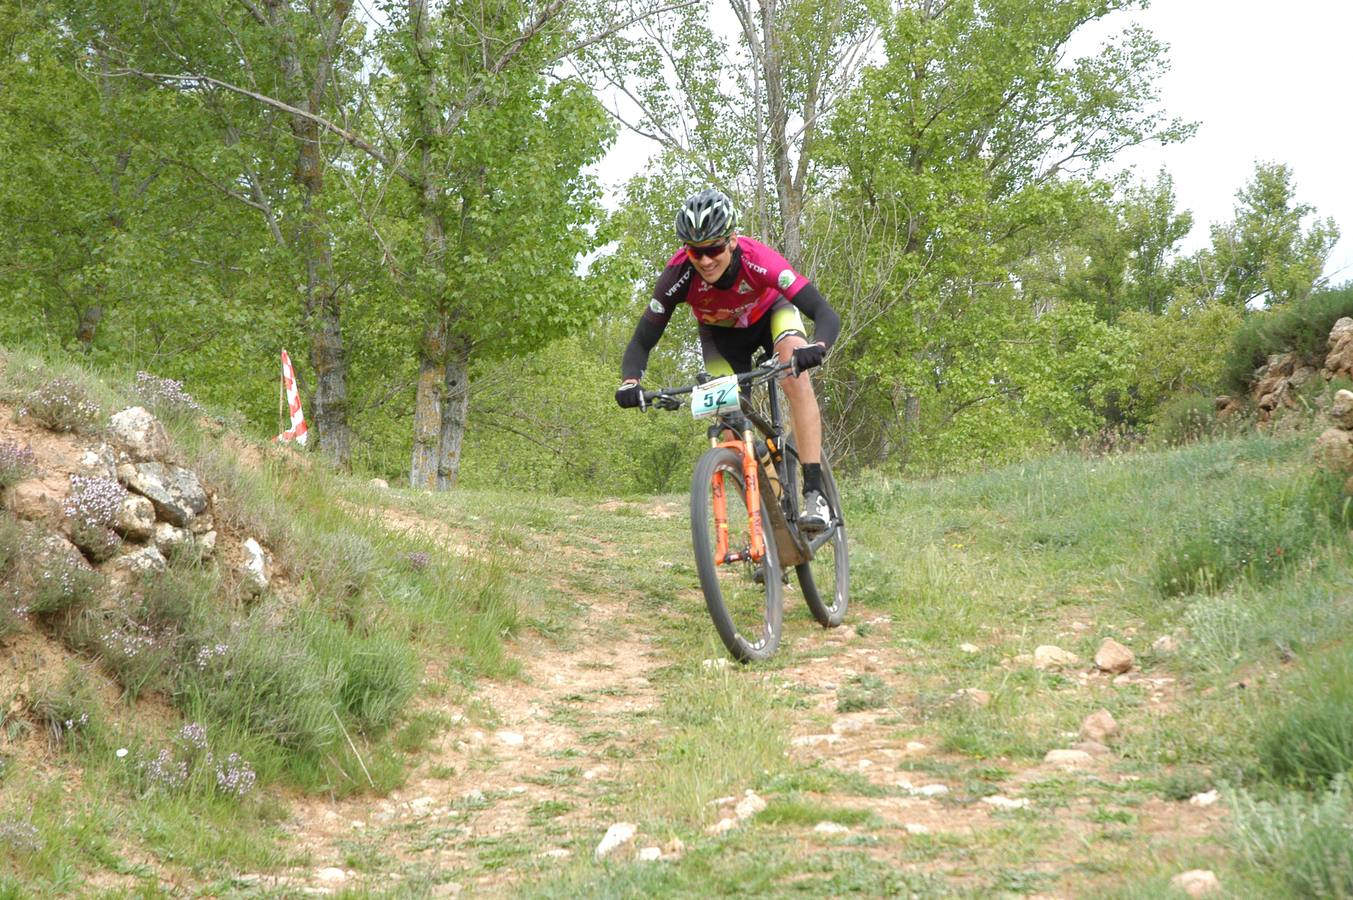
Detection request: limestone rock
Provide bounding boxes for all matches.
[6,479,61,523]
[1324,317,1353,379]
[369,478,390,490]
[734,790,767,820]
[1170,869,1221,897]
[813,821,850,835]
[1033,645,1080,670]
[115,495,156,542]
[1331,389,1353,430]
[108,545,167,584]
[595,822,637,860]
[119,462,208,527]
[1043,749,1094,768]
[78,444,118,478]
[705,817,738,836]
[636,846,662,862]
[198,530,217,559]
[154,522,193,558]
[1152,634,1180,654]
[108,407,170,462]
[950,688,992,708]
[1314,427,1353,473]
[240,538,269,597]
[1094,638,1135,674]
[1079,709,1119,743]
[981,795,1030,810]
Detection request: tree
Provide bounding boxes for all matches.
[1180,161,1339,311]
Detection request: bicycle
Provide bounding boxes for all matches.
[641,356,849,661]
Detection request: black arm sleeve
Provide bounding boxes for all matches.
[620,316,667,381]
[788,282,841,350]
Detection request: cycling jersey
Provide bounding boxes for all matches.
[621,236,840,381]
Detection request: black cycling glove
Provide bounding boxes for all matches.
[615,382,646,409]
[791,343,826,373]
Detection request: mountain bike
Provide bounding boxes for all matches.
[642,357,848,661]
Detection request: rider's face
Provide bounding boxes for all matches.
[686,236,736,283]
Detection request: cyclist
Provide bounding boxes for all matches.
[616,187,841,533]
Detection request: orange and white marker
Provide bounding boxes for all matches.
[276,349,309,445]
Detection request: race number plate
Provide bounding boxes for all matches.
[691,375,740,418]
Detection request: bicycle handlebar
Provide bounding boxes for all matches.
[641,358,798,411]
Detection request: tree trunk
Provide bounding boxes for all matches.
[437,337,471,490]
[410,314,447,490]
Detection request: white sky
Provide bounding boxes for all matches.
[598,0,1353,283]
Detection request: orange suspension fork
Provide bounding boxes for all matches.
[711,429,765,563]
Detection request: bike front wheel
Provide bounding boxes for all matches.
[691,447,784,662]
[793,452,849,628]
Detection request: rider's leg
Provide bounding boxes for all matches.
[773,333,822,466]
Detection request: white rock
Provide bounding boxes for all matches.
[1033,645,1080,670]
[705,817,738,835]
[369,478,390,490]
[981,795,1030,810]
[830,718,866,735]
[495,731,524,746]
[584,766,608,780]
[896,777,915,792]
[857,759,873,770]
[461,789,485,803]
[409,796,436,815]
[541,848,571,860]
[241,537,268,596]
[154,521,193,557]
[1043,749,1094,768]
[115,495,156,542]
[914,784,949,797]
[1188,790,1220,807]
[905,741,927,753]
[108,407,170,462]
[1170,870,1221,897]
[959,643,980,653]
[315,867,347,884]
[734,790,767,820]
[904,823,930,835]
[1152,635,1180,654]
[637,846,662,862]
[950,688,991,707]
[813,821,850,835]
[594,822,637,860]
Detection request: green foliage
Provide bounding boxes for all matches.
[1147,393,1222,448]
[314,622,418,736]
[29,666,102,751]
[1221,282,1353,393]
[1153,476,1330,597]
[28,557,101,619]
[1258,648,1353,790]
[0,442,37,489]
[1231,777,1353,897]
[836,674,891,713]
[1118,303,1244,423]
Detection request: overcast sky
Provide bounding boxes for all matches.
[598,1,1353,282]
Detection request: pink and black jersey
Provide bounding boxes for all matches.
[621,236,839,382]
[644,236,810,329]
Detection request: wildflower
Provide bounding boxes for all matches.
[178,723,208,751]
[215,753,257,798]
[116,748,128,758]
[64,476,127,530]
[134,373,203,413]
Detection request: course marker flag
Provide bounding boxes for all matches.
[276,349,309,445]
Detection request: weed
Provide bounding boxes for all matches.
[756,797,877,827]
[316,623,418,735]
[1147,393,1221,448]
[70,607,176,701]
[0,441,36,489]
[132,372,203,419]
[1258,647,1353,789]
[394,711,452,754]
[18,378,101,433]
[1231,777,1353,896]
[30,667,101,750]
[29,556,100,619]
[836,674,891,712]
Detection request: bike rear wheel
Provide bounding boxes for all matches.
[786,447,849,628]
[691,447,784,662]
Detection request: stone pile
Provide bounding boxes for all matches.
[1236,316,1353,421]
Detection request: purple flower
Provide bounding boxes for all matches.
[215,753,257,797]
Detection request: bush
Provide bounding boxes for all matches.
[314,622,418,735]
[28,557,101,619]
[17,378,101,433]
[1258,648,1353,790]
[1154,478,1328,597]
[0,441,36,489]
[1221,282,1353,394]
[29,667,101,750]
[1231,777,1353,897]
[1147,393,1222,448]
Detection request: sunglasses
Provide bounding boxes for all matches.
[685,239,729,260]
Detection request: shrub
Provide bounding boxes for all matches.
[129,723,258,801]
[1147,393,1222,448]
[1258,648,1353,790]
[1231,777,1353,897]
[29,557,100,618]
[0,516,22,581]
[63,475,127,562]
[1221,282,1353,394]
[132,372,203,418]
[1154,480,1327,597]
[29,667,101,750]
[177,620,341,755]
[17,378,101,433]
[315,624,418,735]
[71,608,177,702]
[0,441,36,489]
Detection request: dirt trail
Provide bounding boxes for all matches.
[271,500,1225,897]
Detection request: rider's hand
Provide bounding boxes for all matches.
[615,381,646,410]
[791,342,826,374]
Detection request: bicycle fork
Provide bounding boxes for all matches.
[711,428,766,564]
